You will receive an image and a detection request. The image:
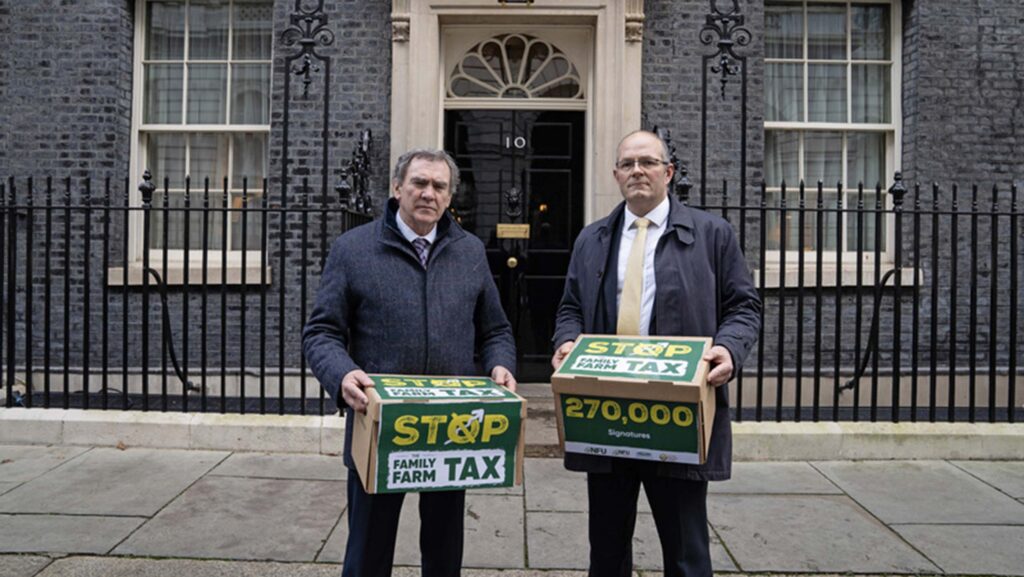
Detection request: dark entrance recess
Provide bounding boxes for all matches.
[445,110,584,382]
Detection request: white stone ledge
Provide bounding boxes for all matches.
[733,421,1024,461]
[0,408,344,455]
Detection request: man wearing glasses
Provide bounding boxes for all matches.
[551,130,760,577]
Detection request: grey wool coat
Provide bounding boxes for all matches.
[552,195,761,481]
[303,198,516,469]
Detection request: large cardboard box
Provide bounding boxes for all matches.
[351,374,526,494]
[551,335,715,465]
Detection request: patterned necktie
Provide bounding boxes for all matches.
[617,217,651,335]
[412,237,430,268]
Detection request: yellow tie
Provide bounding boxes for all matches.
[617,217,650,335]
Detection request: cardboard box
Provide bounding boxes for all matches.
[551,335,715,465]
[351,374,526,494]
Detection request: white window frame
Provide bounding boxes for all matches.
[762,0,902,282]
[123,0,271,284]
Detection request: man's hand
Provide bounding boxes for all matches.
[341,369,374,413]
[491,365,517,393]
[551,340,575,370]
[703,345,734,387]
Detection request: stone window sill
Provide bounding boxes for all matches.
[107,262,272,287]
[753,263,922,290]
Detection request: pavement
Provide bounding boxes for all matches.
[0,444,1023,577]
[1,381,1023,576]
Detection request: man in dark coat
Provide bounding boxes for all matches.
[303,148,517,577]
[551,130,760,577]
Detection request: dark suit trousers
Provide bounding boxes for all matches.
[586,461,711,577]
[342,473,465,577]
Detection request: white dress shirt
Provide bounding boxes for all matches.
[395,213,438,245]
[616,196,669,336]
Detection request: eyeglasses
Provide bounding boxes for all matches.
[615,157,669,171]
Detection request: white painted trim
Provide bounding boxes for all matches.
[392,0,642,225]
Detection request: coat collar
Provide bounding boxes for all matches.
[665,194,696,245]
[380,197,465,254]
[598,195,695,245]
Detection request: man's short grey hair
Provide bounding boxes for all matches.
[617,130,671,162]
[392,148,460,195]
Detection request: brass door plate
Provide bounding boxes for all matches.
[496,223,531,239]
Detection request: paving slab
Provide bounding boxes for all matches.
[538,511,736,572]
[707,494,938,573]
[210,452,345,481]
[114,476,344,562]
[0,515,144,555]
[813,460,1024,524]
[711,462,841,494]
[893,524,1024,576]
[34,557,339,577]
[527,511,588,569]
[467,482,524,496]
[463,495,526,568]
[0,555,51,577]
[952,460,1024,498]
[525,458,587,512]
[0,482,18,496]
[316,510,347,564]
[0,448,226,516]
[0,446,89,483]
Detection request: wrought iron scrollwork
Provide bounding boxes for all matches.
[652,126,693,204]
[699,0,752,98]
[281,0,336,99]
[337,130,374,216]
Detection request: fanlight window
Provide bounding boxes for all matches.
[448,34,583,99]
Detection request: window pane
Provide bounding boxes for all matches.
[807,4,846,60]
[766,63,803,122]
[766,2,804,59]
[852,4,890,60]
[151,193,222,251]
[852,64,890,123]
[231,64,271,124]
[847,132,886,188]
[189,0,229,60]
[146,133,186,189]
[189,133,227,184]
[187,64,227,124]
[846,189,886,252]
[146,1,185,60]
[152,192,225,250]
[231,133,267,185]
[231,192,263,250]
[233,0,274,60]
[805,131,842,186]
[144,64,183,124]
[765,131,800,187]
[808,64,846,122]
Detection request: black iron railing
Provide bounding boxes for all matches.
[675,174,1020,423]
[0,172,1020,422]
[0,163,372,415]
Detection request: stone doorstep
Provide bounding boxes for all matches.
[1,406,1023,460]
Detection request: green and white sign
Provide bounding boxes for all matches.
[560,393,700,464]
[375,399,522,493]
[556,336,707,382]
[370,375,520,400]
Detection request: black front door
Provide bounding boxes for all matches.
[445,110,584,382]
